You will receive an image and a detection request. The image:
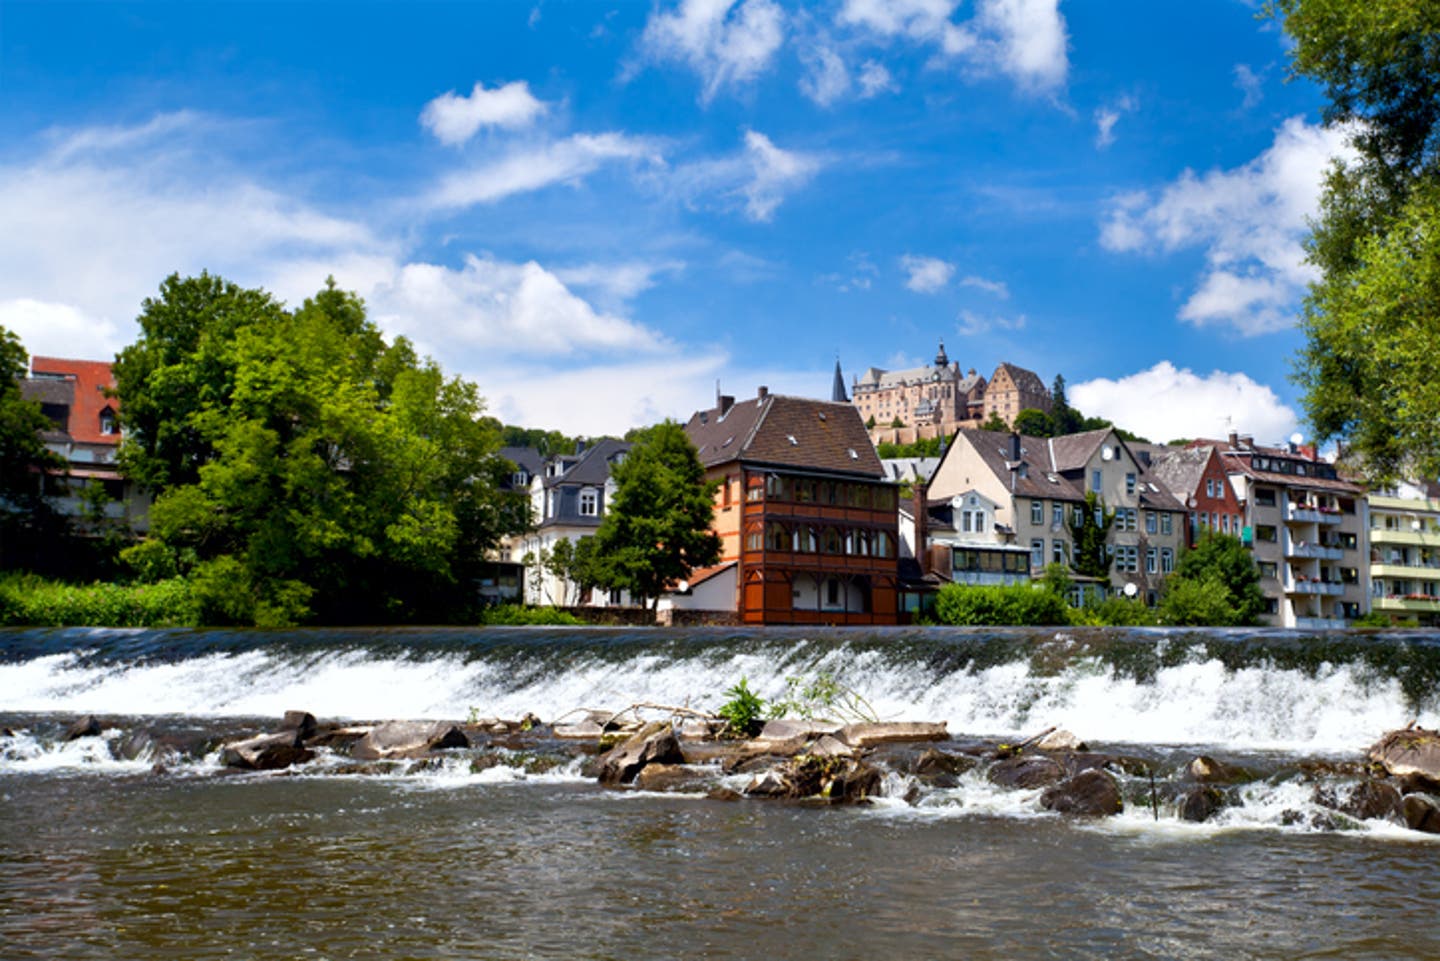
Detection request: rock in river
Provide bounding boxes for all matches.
[594,721,685,785]
[1040,769,1123,818]
[1367,727,1440,791]
[351,721,470,761]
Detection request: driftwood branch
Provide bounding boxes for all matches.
[603,702,721,728]
[995,725,1058,758]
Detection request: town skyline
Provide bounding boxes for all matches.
[1,1,1331,444]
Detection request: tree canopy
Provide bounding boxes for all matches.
[1280,0,1440,480]
[117,274,528,625]
[1159,533,1265,626]
[0,326,66,561]
[589,421,720,608]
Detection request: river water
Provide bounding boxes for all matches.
[3,625,1439,960]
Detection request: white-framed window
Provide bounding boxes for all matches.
[1052,540,1067,564]
[1125,472,1136,496]
[1206,479,1215,497]
[579,488,599,516]
[1052,502,1064,527]
[1031,500,1043,525]
[1145,511,1157,534]
[1161,548,1174,573]
[1161,513,1172,536]
[1030,539,1045,568]
[1091,469,1103,493]
[1146,547,1157,573]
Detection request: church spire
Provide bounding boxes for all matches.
[935,339,949,367]
[831,357,848,403]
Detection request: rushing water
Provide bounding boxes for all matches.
[3,625,1440,960]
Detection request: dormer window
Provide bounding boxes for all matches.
[99,408,117,436]
[579,488,599,517]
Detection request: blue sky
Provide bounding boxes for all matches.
[0,0,1344,442]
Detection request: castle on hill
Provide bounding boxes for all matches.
[835,341,1051,444]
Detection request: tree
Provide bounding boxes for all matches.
[120,275,527,625]
[1066,492,1114,580]
[1050,374,1083,435]
[1277,0,1440,480]
[1161,532,1265,626]
[0,326,66,564]
[980,412,1009,432]
[589,421,721,609]
[1012,408,1054,437]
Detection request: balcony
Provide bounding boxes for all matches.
[1284,537,1343,561]
[1284,503,1342,525]
[1374,595,1440,613]
[1285,580,1344,597]
[1371,563,1440,581]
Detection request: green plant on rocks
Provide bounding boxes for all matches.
[717,678,766,738]
[768,671,878,723]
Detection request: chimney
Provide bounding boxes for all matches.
[757,385,769,399]
[913,480,929,576]
[1009,431,1021,462]
[1239,434,1254,450]
[718,394,735,415]
[1228,430,1239,449]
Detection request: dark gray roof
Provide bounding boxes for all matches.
[543,438,631,489]
[686,392,883,478]
[498,446,544,477]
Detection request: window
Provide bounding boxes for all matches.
[1115,545,1138,572]
[1205,479,1215,497]
[1052,540,1068,564]
[1146,547,1157,574]
[1199,512,1209,528]
[826,580,841,606]
[1030,539,1045,568]
[1258,562,1277,580]
[1091,469,1103,493]
[1161,548,1174,573]
[1126,473,1136,496]
[1161,513,1173,536]
[1221,515,1229,534]
[1256,524,1277,543]
[746,530,763,551]
[1255,488,1276,507]
[1053,503,1064,527]
[1031,500,1044,525]
[1145,511,1157,534]
[579,488,599,517]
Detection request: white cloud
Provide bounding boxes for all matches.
[799,42,850,106]
[676,130,824,222]
[553,259,686,304]
[817,251,878,292]
[838,0,1067,95]
[1094,95,1136,149]
[428,132,665,209]
[955,309,1025,336]
[0,299,129,362]
[1070,362,1298,444]
[420,81,548,145]
[959,274,1009,298]
[1234,64,1264,111]
[638,0,786,103]
[900,254,955,293]
[857,59,897,97]
[1099,116,1354,335]
[371,254,666,358]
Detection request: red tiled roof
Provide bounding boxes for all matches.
[30,357,119,446]
[685,393,883,478]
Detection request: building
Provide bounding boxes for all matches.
[19,356,149,533]
[981,362,1052,428]
[1215,433,1369,628]
[927,427,1187,602]
[1367,480,1440,625]
[1146,445,1247,547]
[680,387,901,624]
[517,439,634,608]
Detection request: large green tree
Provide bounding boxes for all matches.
[1279,0,1440,480]
[1066,491,1114,579]
[0,327,66,561]
[589,421,721,609]
[1159,533,1265,626]
[119,275,527,625]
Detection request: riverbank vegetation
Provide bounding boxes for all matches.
[0,574,196,627]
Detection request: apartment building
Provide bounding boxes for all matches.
[1368,480,1440,625]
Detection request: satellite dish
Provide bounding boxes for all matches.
[1187,496,1198,509]
[1124,583,1138,598]
[1102,447,1114,462]
[1290,432,1304,446]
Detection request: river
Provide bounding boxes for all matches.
[2,625,1439,960]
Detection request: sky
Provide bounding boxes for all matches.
[0,0,1344,445]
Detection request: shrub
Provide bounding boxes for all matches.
[479,604,584,626]
[0,574,197,627]
[933,581,1070,626]
[717,677,766,737]
[1071,596,1159,627]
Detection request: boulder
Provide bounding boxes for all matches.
[707,787,743,802]
[220,731,314,771]
[350,721,469,761]
[839,721,947,747]
[1035,729,1087,752]
[276,711,318,740]
[758,719,842,741]
[987,754,1066,790]
[1040,769,1123,817]
[63,715,102,741]
[912,748,977,788]
[744,770,790,798]
[1185,755,1251,785]
[826,761,883,803]
[1367,727,1440,791]
[634,763,709,793]
[594,722,685,785]
[1340,780,1405,823]
[1402,794,1440,834]
[553,711,614,739]
[806,734,856,759]
[1178,785,1226,823]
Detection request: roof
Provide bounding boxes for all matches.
[684,560,737,588]
[686,392,884,478]
[990,362,1047,396]
[498,446,544,476]
[1220,450,1366,495]
[854,361,962,390]
[542,438,632,488]
[28,357,119,446]
[881,457,941,484]
[1147,446,1215,499]
[1045,428,1112,472]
